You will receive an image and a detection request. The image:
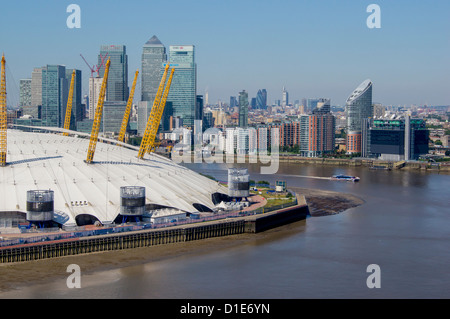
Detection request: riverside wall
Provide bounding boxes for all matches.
[0,198,309,264]
[278,155,450,171]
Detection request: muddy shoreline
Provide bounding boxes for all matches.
[0,188,364,295]
[290,187,365,217]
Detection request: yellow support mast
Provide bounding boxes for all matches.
[63,70,76,136]
[137,63,170,159]
[118,69,139,143]
[0,54,7,167]
[145,67,175,154]
[86,59,111,164]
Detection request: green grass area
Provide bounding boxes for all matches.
[250,187,296,208]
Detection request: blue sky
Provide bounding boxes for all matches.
[1,0,449,107]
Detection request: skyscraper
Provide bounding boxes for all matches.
[196,95,203,126]
[98,45,129,102]
[141,35,167,102]
[31,67,42,109]
[41,65,67,127]
[282,87,289,108]
[251,97,256,109]
[239,90,248,128]
[21,78,39,118]
[203,110,213,130]
[161,102,173,131]
[256,89,267,109]
[345,79,373,154]
[230,96,238,110]
[88,77,103,120]
[165,45,197,128]
[138,36,167,135]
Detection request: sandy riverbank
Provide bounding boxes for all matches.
[0,188,364,295]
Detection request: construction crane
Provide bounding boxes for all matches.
[145,67,175,154]
[117,69,139,143]
[0,54,6,167]
[85,58,111,164]
[63,70,76,136]
[80,53,108,77]
[137,63,172,159]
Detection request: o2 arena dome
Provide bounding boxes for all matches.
[0,128,228,228]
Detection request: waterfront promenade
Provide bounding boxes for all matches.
[0,193,310,264]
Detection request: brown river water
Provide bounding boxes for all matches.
[0,162,449,298]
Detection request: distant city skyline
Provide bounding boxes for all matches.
[1,0,449,107]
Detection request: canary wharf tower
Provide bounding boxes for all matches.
[141,35,167,102]
[345,79,373,154]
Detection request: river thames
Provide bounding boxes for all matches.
[0,162,449,299]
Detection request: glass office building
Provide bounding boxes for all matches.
[21,66,81,129]
[345,79,373,154]
[164,45,196,128]
[196,95,203,125]
[256,89,267,109]
[41,65,67,127]
[141,35,167,102]
[98,45,129,102]
[369,116,428,161]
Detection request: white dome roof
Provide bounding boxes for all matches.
[1,128,227,226]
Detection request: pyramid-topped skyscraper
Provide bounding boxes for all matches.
[141,35,167,102]
[138,36,168,135]
[145,35,164,46]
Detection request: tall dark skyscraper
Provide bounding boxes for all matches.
[256,89,267,109]
[98,45,129,102]
[239,90,248,128]
[230,96,238,110]
[41,65,67,127]
[37,65,82,129]
[196,95,203,125]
